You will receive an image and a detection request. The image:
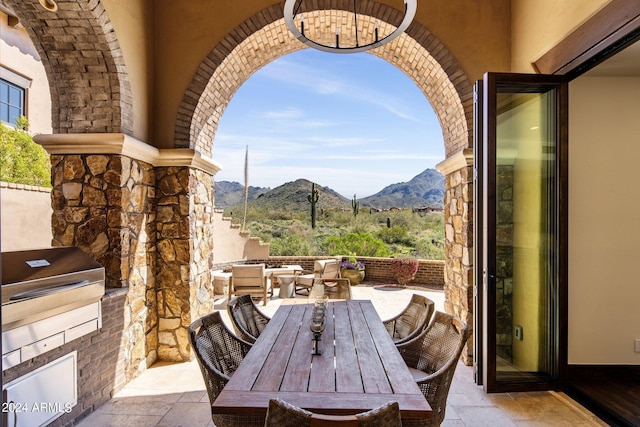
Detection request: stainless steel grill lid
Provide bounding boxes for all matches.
[1,247,105,331]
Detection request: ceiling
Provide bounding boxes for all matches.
[584,38,640,76]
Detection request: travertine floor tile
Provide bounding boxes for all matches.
[76,285,604,427]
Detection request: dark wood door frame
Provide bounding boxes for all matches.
[534,0,640,77]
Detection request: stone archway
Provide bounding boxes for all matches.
[176,2,475,362]
[175,2,472,157]
[3,0,133,135]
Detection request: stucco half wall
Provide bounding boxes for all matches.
[0,182,53,251]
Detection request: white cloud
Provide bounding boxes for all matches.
[257,107,303,120]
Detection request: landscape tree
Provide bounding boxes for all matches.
[0,117,50,187]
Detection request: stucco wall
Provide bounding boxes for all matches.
[100,0,154,143]
[0,182,52,251]
[0,11,51,134]
[212,209,269,263]
[510,0,609,72]
[568,75,640,364]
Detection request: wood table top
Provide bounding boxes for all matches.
[212,299,431,419]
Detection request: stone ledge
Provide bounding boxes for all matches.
[436,147,473,176]
[0,181,52,193]
[33,133,222,175]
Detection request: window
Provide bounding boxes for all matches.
[0,78,25,126]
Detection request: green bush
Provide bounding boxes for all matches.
[323,232,390,257]
[269,234,313,256]
[0,117,50,187]
[377,225,416,246]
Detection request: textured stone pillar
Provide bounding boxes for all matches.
[36,134,221,372]
[48,151,156,379]
[155,167,215,362]
[437,149,474,365]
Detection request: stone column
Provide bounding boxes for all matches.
[437,148,474,365]
[48,151,155,378]
[155,167,216,362]
[36,134,221,373]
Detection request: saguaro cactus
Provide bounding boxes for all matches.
[308,182,319,228]
[352,194,359,218]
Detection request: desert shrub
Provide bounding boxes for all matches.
[268,233,312,256]
[323,232,390,257]
[376,225,416,246]
[414,237,444,260]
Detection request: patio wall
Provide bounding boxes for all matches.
[0,182,53,252]
[215,256,445,288]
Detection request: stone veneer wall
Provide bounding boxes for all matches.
[155,166,215,362]
[496,165,514,361]
[50,154,156,379]
[443,165,474,364]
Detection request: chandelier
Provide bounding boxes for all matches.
[283,0,417,54]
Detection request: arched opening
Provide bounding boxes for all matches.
[213,48,446,261]
[178,3,474,363]
[3,0,133,135]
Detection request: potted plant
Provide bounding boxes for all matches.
[390,258,419,287]
[340,257,365,285]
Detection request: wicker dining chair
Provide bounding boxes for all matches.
[383,294,435,345]
[227,293,270,343]
[188,311,265,427]
[295,259,341,294]
[265,398,402,427]
[396,311,469,427]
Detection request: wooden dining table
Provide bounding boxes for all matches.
[212,299,432,421]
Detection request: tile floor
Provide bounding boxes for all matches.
[77,284,607,427]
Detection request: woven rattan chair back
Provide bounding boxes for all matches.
[227,294,270,343]
[384,294,435,345]
[397,311,469,427]
[188,311,264,427]
[265,398,402,427]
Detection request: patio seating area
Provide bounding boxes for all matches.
[77,283,605,427]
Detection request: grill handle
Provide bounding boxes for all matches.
[9,280,91,301]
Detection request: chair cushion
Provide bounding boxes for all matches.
[407,366,429,382]
[296,273,315,287]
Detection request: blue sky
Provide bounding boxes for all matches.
[213,49,444,198]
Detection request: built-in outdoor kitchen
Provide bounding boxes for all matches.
[1,247,121,427]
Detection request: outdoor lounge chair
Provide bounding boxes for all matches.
[396,311,469,427]
[383,294,435,345]
[295,259,342,294]
[227,293,270,343]
[228,263,270,305]
[265,398,402,427]
[188,311,265,427]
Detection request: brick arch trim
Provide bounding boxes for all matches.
[5,0,133,135]
[175,1,472,158]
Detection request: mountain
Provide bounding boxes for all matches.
[360,169,444,209]
[214,169,444,210]
[214,181,270,208]
[250,179,351,211]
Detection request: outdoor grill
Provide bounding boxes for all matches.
[1,246,105,333]
[2,247,105,426]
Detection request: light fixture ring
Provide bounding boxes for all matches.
[283,0,416,54]
[39,0,58,12]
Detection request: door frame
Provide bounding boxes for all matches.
[476,72,569,393]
